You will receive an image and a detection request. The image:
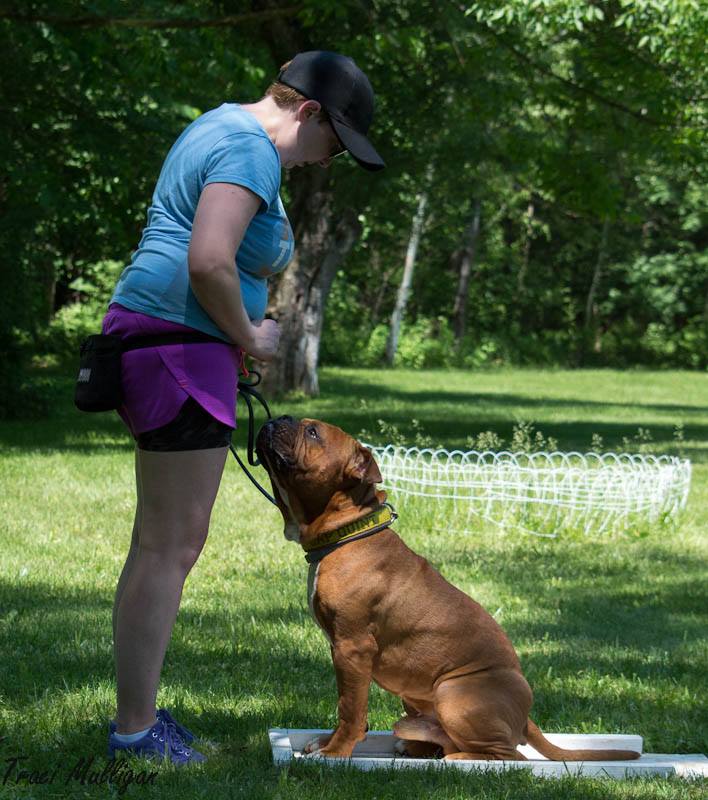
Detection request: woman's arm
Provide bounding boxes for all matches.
[188,182,280,361]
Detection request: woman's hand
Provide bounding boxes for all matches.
[248,318,280,362]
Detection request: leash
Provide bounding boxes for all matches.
[231,369,277,506]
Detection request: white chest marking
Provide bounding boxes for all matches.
[307,561,332,645]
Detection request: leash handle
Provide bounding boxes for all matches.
[233,368,278,506]
[237,372,272,466]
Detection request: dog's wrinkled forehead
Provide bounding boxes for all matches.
[289,418,356,470]
[256,416,357,474]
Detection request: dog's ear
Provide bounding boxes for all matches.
[348,445,383,485]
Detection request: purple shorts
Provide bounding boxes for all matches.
[102,303,243,438]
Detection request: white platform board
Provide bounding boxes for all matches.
[269,728,708,779]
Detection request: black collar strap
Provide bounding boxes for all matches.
[303,502,398,564]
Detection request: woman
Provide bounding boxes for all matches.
[104,51,384,764]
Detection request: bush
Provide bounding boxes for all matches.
[40,300,106,364]
[38,259,124,364]
[360,317,458,369]
[394,316,457,368]
[640,317,707,368]
[360,324,389,367]
[675,317,708,369]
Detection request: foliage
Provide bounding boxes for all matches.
[0,334,53,420]
[1,0,269,414]
[2,0,707,417]
[324,0,707,371]
[37,260,125,363]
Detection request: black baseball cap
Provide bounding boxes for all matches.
[277,51,385,171]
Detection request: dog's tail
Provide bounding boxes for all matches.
[525,719,640,761]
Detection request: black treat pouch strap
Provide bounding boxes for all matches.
[121,331,227,351]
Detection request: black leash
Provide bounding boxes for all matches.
[232,370,277,506]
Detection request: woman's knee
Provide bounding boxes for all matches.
[138,539,207,576]
[173,540,207,574]
[137,517,210,574]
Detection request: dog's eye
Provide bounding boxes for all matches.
[306,425,319,440]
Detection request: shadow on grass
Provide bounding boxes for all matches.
[1,372,705,463]
[320,372,708,416]
[292,376,707,460]
[0,412,134,453]
[6,409,700,463]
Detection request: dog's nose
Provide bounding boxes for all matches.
[270,415,299,430]
[256,416,295,443]
[260,416,291,428]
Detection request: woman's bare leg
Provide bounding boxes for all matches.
[113,446,228,734]
[112,449,142,645]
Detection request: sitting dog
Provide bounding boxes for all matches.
[256,416,640,762]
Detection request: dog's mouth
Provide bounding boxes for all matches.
[256,417,298,475]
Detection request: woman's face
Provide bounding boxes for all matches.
[280,101,344,170]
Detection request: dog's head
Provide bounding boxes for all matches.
[255,416,384,545]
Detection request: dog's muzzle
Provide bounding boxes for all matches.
[256,416,298,473]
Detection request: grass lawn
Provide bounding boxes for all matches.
[0,366,706,799]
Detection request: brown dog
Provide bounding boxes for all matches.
[256,416,640,762]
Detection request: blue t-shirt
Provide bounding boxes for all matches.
[111,103,294,340]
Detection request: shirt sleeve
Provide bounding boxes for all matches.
[203,132,280,213]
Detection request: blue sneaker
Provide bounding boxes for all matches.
[108,718,206,765]
[156,708,195,744]
[109,708,195,744]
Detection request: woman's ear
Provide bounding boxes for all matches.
[297,99,322,121]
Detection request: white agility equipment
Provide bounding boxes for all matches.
[362,445,691,536]
[269,728,708,779]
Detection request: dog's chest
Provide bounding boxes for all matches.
[306,562,333,645]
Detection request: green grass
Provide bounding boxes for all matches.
[0,367,706,799]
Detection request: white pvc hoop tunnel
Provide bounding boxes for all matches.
[362,445,692,536]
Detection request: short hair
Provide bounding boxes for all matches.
[265,60,303,107]
[265,60,325,119]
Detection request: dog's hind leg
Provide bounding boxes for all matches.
[433,670,532,761]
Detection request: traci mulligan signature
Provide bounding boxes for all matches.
[2,741,158,795]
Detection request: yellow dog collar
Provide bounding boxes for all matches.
[303,502,398,564]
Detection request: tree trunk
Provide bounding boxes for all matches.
[369,261,404,331]
[517,201,534,294]
[259,169,361,396]
[385,164,433,365]
[452,198,482,343]
[300,212,361,395]
[584,217,610,354]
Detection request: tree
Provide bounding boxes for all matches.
[452,198,482,344]
[385,164,433,365]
